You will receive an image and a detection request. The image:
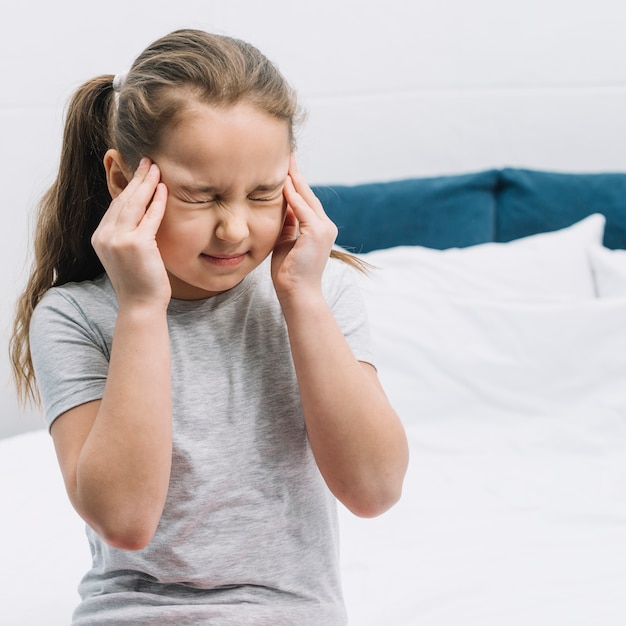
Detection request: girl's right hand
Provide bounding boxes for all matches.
[91,158,171,309]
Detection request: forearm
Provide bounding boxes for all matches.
[281,292,408,517]
[75,304,172,548]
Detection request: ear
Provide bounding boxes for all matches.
[104,149,131,199]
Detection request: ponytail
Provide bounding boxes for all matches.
[10,75,116,405]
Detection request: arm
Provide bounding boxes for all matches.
[272,158,409,517]
[51,159,172,550]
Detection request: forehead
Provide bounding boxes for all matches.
[154,101,291,187]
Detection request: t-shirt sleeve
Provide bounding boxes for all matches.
[30,288,110,430]
[322,258,375,367]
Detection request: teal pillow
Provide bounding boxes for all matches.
[496,168,626,249]
[312,170,499,252]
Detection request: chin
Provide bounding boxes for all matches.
[168,275,243,300]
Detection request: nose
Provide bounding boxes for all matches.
[215,206,250,243]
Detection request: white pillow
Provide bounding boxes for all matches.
[362,291,626,426]
[355,214,605,300]
[589,244,626,297]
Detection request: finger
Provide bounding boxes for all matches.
[136,182,168,235]
[96,157,152,229]
[115,163,163,229]
[123,157,153,196]
[287,156,327,220]
[283,175,319,226]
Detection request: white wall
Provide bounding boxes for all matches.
[3,0,626,437]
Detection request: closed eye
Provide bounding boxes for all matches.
[175,187,218,205]
[248,188,284,203]
[177,195,217,205]
[248,180,285,202]
[249,195,279,202]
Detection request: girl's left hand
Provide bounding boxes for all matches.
[271,155,338,302]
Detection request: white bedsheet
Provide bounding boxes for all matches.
[340,418,626,625]
[0,429,88,626]
[3,411,626,625]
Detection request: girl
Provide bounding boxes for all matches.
[10,29,408,625]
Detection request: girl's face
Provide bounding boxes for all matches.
[153,101,291,300]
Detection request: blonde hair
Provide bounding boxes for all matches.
[10,28,364,406]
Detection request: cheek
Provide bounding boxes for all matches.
[251,202,287,232]
[155,214,177,251]
[269,203,289,239]
[156,210,206,253]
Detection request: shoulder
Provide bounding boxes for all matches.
[250,254,360,304]
[35,274,115,312]
[322,255,365,305]
[29,276,114,429]
[31,274,117,336]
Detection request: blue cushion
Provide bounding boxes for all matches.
[496,168,626,249]
[312,170,499,252]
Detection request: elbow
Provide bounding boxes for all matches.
[339,466,406,518]
[103,529,155,552]
[340,452,409,518]
[77,502,162,551]
[345,483,404,518]
[97,518,159,551]
[69,467,169,551]
[348,446,409,518]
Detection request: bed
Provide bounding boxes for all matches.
[2,168,626,625]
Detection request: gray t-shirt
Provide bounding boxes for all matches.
[30,257,373,625]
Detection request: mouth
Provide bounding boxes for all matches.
[200,252,248,267]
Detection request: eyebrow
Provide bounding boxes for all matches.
[176,184,218,195]
[251,181,285,193]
